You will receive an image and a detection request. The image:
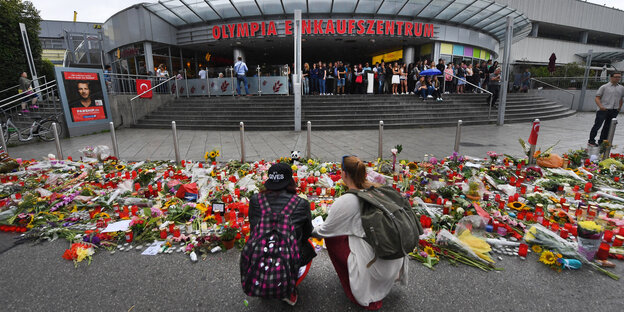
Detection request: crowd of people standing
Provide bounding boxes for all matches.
[292,58,504,103]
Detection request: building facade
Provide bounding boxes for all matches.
[51,0,622,77]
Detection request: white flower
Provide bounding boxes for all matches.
[456,207,465,215]
[391,148,398,155]
[189,251,198,262]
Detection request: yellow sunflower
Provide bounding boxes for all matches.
[423,246,436,258]
[540,251,556,265]
[210,151,217,159]
[508,201,526,211]
[407,162,419,171]
[215,150,220,157]
[531,245,543,253]
[116,164,126,170]
[204,152,210,161]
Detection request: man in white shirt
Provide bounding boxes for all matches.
[198,68,207,80]
[588,72,623,146]
[234,56,251,96]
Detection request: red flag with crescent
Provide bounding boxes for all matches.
[528,120,540,145]
[136,79,153,98]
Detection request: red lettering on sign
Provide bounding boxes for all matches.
[385,21,394,35]
[261,22,266,36]
[347,19,355,34]
[356,20,365,34]
[336,20,346,34]
[424,23,434,37]
[302,20,311,34]
[405,22,413,36]
[237,23,249,37]
[63,72,99,80]
[396,21,404,35]
[222,25,228,39]
[366,20,375,35]
[212,25,221,39]
[284,20,293,35]
[227,24,236,37]
[413,23,422,36]
[376,20,383,35]
[267,21,277,36]
[250,22,259,36]
[325,19,335,34]
[314,20,324,34]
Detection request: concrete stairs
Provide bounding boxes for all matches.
[134,93,576,131]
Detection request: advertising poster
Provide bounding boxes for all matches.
[55,67,113,137]
[62,71,108,122]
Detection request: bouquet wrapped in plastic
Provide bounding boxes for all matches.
[524,224,618,280]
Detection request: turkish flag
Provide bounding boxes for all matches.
[528,120,540,145]
[136,79,153,98]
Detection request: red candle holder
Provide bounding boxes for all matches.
[518,243,528,257]
[125,230,133,243]
[509,176,516,185]
[560,229,569,239]
[573,185,580,192]
[173,226,181,237]
[168,223,176,233]
[613,235,624,247]
[160,228,167,239]
[520,185,527,194]
[596,243,610,260]
[574,192,581,200]
[603,230,614,242]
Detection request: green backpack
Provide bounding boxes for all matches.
[348,186,423,265]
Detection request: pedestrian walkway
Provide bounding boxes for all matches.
[4,112,622,162]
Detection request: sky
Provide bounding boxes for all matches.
[28,0,624,23]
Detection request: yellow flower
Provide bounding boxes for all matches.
[320,167,327,174]
[508,201,526,211]
[407,162,418,171]
[210,151,216,159]
[531,245,543,253]
[400,160,407,165]
[216,150,220,157]
[423,246,436,258]
[556,253,562,259]
[308,159,315,165]
[196,203,208,214]
[540,251,556,265]
[291,164,298,171]
[211,170,216,177]
[116,164,126,170]
[76,247,94,262]
[204,152,210,161]
[578,220,604,232]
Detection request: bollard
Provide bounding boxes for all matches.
[240,122,246,163]
[257,65,262,96]
[603,118,618,160]
[454,120,463,153]
[0,126,8,157]
[171,121,181,164]
[527,119,540,165]
[175,76,179,99]
[52,122,63,160]
[378,121,384,160]
[109,122,120,159]
[306,121,312,159]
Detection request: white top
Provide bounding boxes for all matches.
[313,193,408,306]
[198,69,207,79]
[234,61,248,75]
[596,82,624,110]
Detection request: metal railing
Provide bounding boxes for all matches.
[528,76,606,90]
[107,72,172,95]
[0,79,57,110]
[444,72,495,120]
[529,78,576,109]
[0,75,48,98]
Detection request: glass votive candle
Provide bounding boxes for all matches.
[518,243,528,257]
[603,230,614,242]
[613,235,624,247]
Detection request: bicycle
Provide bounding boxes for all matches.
[1,111,65,143]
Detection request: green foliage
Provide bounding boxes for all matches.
[527,62,596,78]
[39,59,56,82]
[0,0,42,94]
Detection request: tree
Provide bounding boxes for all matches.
[0,0,42,97]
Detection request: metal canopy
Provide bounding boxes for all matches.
[143,0,532,43]
[577,51,624,63]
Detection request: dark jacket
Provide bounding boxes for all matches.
[249,191,316,266]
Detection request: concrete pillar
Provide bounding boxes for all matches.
[233,47,245,64]
[403,46,415,65]
[144,42,154,74]
[580,31,588,44]
[620,37,624,49]
[530,22,539,37]
[433,41,441,65]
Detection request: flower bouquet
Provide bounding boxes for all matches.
[204,149,220,163]
[524,224,618,280]
[435,229,500,271]
[576,220,604,261]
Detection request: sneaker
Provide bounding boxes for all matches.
[21,109,30,113]
[30,105,39,109]
[282,290,298,306]
[588,142,598,147]
[427,95,433,99]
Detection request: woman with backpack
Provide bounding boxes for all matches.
[240,163,316,306]
[312,156,409,311]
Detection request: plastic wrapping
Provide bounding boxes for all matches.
[436,229,490,264]
[536,154,563,168]
[455,215,488,237]
[366,168,387,185]
[461,176,485,198]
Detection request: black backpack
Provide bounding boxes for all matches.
[348,186,423,266]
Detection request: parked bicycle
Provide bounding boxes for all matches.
[1,111,64,143]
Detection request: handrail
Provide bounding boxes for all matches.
[529,78,575,95]
[108,72,162,79]
[130,76,176,101]
[0,83,57,110]
[530,77,576,110]
[0,79,57,104]
[444,72,495,120]
[0,75,47,95]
